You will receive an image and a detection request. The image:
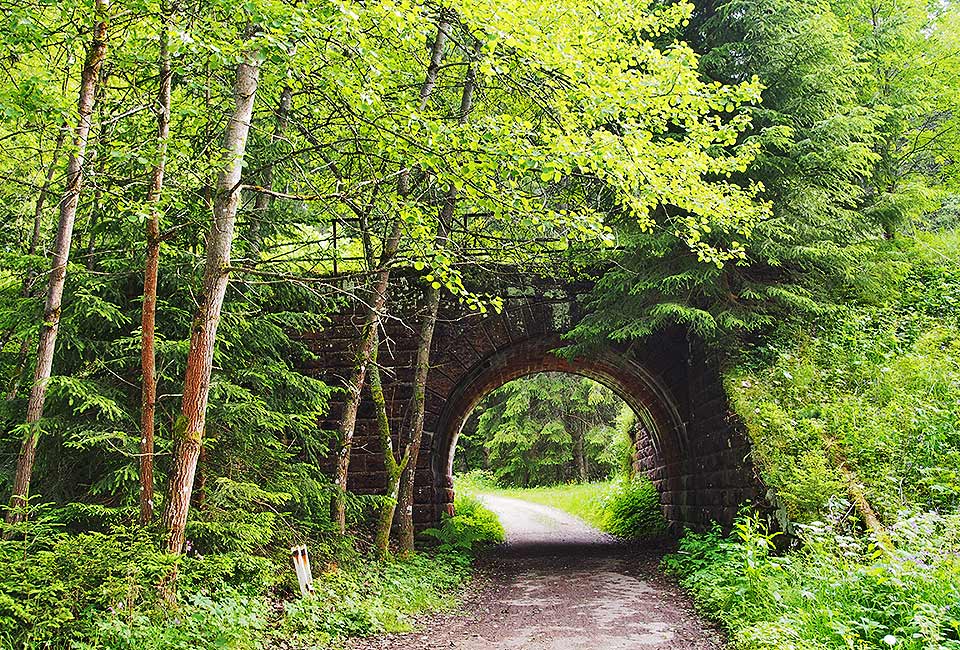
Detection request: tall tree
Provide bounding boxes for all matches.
[139,0,174,526]
[161,46,261,554]
[396,39,478,553]
[5,0,110,527]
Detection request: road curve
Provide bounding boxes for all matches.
[351,493,724,650]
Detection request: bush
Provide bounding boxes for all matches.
[0,528,175,648]
[421,493,505,552]
[664,510,960,650]
[601,475,666,539]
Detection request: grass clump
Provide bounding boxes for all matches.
[421,492,505,552]
[601,475,667,539]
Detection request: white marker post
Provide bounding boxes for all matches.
[290,545,315,598]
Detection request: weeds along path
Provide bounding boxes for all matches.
[351,493,724,650]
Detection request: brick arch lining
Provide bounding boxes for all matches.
[424,335,694,530]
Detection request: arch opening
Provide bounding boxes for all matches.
[423,336,689,530]
[451,371,647,488]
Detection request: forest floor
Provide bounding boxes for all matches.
[350,494,723,650]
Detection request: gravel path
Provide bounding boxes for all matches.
[350,493,724,650]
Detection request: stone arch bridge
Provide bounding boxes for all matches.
[302,271,760,533]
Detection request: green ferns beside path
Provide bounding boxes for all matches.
[728,233,960,522]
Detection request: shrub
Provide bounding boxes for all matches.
[664,510,960,650]
[0,528,175,648]
[602,475,666,539]
[421,493,505,552]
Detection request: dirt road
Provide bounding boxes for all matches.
[352,493,724,650]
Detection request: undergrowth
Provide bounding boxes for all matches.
[664,509,960,649]
[670,233,960,648]
[0,493,500,649]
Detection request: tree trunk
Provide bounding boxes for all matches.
[329,218,402,533]
[248,85,292,263]
[398,12,451,195]
[6,125,68,402]
[574,422,587,483]
[84,128,108,271]
[329,13,451,534]
[161,52,261,555]
[396,53,478,552]
[5,3,110,529]
[369,328,409,559]
[139,1,173,526]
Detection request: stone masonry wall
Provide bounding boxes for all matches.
[300,273,761,534]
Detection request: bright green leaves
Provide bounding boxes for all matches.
[452,0,768,265]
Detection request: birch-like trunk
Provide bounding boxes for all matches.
[139,1,174,526]
[161,53,261,555]
[5,2,110,528]
[396,54,478,552]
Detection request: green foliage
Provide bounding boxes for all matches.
[729,233,960,521]
[0,504,478,649]
[421,493,505,552]
[456,373,634,487]
[570,0,960,348]
[0,526,176,648]
[282,549,471,646]
[664,510,960,650]
[83,591,269,650]
[601,475,667,540]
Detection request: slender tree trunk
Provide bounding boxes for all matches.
[369,328,409,559]
[5,3,110,528]
[6,126,68,402]
[329,218,402,532]
[84,133,107,271]
[395,283,442,551]
[329,13,451,533]
[139,1,174,526]
[574,423,587,482]
[160,52,261,555]
[396,53,478,552]
[249,85,292,263]
[398,12,451,195]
